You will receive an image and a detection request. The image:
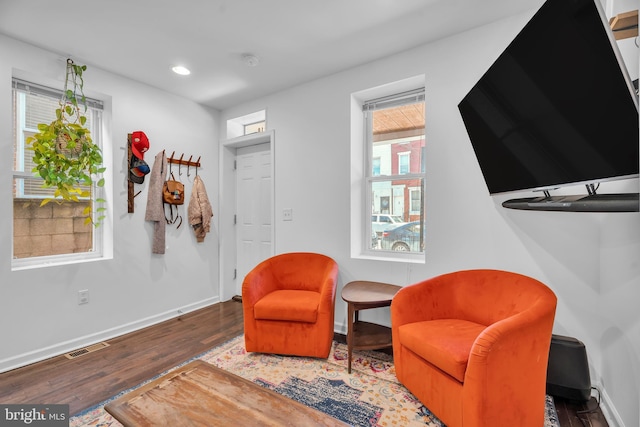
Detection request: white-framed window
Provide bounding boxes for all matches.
[12,78,106,269]
[363,87,426,257]
[243,120,266,135]
[398,152,410,175]
[226,110,266,139]
[409,186,422,215]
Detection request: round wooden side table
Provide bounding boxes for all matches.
[341,281,401,373]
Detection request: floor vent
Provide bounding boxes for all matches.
[64,342,110,360]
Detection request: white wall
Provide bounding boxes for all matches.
[219,10,640,427]
[1,5,638,427]
[0,34,221,371]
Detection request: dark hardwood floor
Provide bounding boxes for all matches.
[0,300,608,426]
[0,300,244,415]
[553,395,609,427]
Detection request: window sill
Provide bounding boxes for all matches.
[12,253,108,271]
[353,251,426,264]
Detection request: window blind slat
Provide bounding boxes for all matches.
[12,78,104,110]
[363,88,425,111]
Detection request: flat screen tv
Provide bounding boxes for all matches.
[458,0,639,212]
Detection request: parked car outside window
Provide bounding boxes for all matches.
[380,221,423,252]
[371,228,380,249]
[371,214,406,235]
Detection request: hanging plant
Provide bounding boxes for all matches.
[27,59,106,226]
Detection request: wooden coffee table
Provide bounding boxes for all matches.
[341,281,402,373]
[104,360,348,426]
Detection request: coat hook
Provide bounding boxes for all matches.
[178,153,184,176]
[187,155,193,176]
[196,156,201,176]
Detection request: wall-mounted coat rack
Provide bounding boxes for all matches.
[167,151,201,176]
[127,148,202,214]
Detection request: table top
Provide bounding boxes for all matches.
[105,360,348,427]
[341,280,402,305]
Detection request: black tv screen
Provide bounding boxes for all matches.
[458,0,639,196]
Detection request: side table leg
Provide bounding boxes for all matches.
[347,303,355,374]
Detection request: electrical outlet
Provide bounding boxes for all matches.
[283,208,293,221]
[78,290,90,305]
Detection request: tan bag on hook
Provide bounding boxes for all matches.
[163,173,184,205]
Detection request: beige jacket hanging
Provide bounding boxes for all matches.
[144,150,167,253]
[187,175,214,242]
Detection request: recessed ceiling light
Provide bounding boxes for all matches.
[172,65,191,76]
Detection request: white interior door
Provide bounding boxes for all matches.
[235,142,272,296]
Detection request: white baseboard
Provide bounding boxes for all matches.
[598,384,625,427]
[0,297,219,374]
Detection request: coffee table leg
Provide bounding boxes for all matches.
[347,303,355,374]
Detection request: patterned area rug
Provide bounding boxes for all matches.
[70,335,560,427]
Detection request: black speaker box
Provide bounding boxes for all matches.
[546,334,591,401]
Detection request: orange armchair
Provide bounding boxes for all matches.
[391,269,557,427]
[242,252,339,358]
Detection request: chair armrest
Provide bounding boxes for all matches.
[241,259,279,308]
[391,275,457,328]
[317,261,339,314]
[464,299,556,401]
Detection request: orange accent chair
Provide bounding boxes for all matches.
[242,252,339,358]
[391,269,557,427]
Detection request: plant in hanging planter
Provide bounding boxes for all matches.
[27,59,106,226]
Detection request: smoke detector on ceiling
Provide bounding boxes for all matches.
[242,54,260,67]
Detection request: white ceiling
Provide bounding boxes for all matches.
[0,0,543,110]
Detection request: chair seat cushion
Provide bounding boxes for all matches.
[253,290,320,323]
[397,319,486,382]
